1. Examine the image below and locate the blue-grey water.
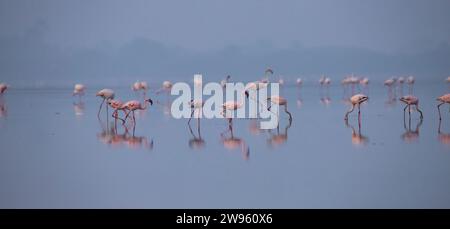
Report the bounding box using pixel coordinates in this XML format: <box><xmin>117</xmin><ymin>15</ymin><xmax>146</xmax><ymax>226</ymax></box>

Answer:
<box><xmin>0</xmin><ymin>81</ymin><xmax>449</xmax><ymax>208</ymax></box>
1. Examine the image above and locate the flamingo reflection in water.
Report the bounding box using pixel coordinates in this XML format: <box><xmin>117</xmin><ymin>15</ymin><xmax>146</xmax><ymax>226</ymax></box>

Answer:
<box><xmin>220</xmin><ymin>120</ymin><xmax>250</xmax><ymax>161</ymax></box>
<box><xmin>401</xmin><ymin>116</ymin><xmax>422</xmax><ymax>144</ymax></box>
<box><xmin>73</xmin><ymin>101</ymin><xmax>85</xmax><ymax>117</ymax></box>
<box><xmin>438</xmin><ymin>120</ymin><xmax>450</xmax><ymax>146</ymax></box>
<box><xmin>345</xmin><ymin>119</ymin><xmax>369</xmax><ymax>146</ymax></box>
<box><xmin>0</xmin><ymin>96</ymin><xmax>7</xmax><ymax>119</ymax></box>
<box><xmin>187</xmin><ymin>118</ymin><xmax>205</xmax><ymax>150</ymax></box>
<box><xmin>97</xmin><ymin>120</ymin><xmax>153</xmax><ymax>151</ymax></box>
<box><xmin>266</xmin><ymin>119</ymin><xmax>292</xmax><ymax>148</ymax></box>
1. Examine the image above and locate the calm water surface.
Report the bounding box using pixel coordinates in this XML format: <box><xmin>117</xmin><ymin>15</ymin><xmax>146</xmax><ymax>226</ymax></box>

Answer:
<box><xmin>0</xmin><ymin>82</ymin><xmax>449</xmax><ymax>208</ymax></box>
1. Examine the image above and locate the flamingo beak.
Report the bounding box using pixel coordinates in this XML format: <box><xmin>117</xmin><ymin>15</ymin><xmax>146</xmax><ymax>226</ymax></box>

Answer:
<box><xmin>147</xmin><ymin>99</ymin><xmax>153</xmax><ymax>106</ymax></box>
<box><xmin>245</xmin><ymin>91</ymin><xmax>249</xmax><ymax>98</ymax></box>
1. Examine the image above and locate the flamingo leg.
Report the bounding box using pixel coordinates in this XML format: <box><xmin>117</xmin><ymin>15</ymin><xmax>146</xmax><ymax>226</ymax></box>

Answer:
<box><xmin>345</xmin><ymin>104</ymin><xmax>355</xmax><ymax>120</ymax></box>
<box><xmin>188</xmin><ymin>109</ymin><xmax>194</xmax><ymax>124</ymax></box>
<box><xmin>408</xmin><ymin>105</ymin><xmax>411</xmax><ymax>118</ymax></box>
<box><xmin>284</xmin><ymin>104</ymin><xmax>292</xmax><ymax>122</ymax></box>
<box><xmin>97</xmin><ymin>98</ymin><xmax>105</xmax><ymax>117</ymax></box>
<box><xmin>403</xmin><ymin>104</ymin><xmax>408</xmax><ymax>120</ymax></box>
<box><xmin>437</xmin><ymin>102</ymin><xmax>444</xmax><ymax>120</ymax></box>
<box><xmin>132</xmin><ymin>110</ymin><xmax>136</xmax><ymax>125</ymax></box>
<box><xmin>415</xmin><ymin>104</ymin><xmax>423</xmax><ymax>120</ymax></box>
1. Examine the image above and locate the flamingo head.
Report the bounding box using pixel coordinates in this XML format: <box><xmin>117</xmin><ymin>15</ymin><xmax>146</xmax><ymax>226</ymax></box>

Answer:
<box><xmin>244</xmin><ymin>90</ymin><xmax>249</xmax><ymax>98</ymax></box>
<box><xmin>145</xmin><ymin>98</ymin><xmax>153</xmax><ymax>106</ymax></box>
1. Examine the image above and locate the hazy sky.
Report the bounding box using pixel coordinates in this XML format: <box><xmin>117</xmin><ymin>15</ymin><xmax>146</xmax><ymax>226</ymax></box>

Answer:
<box><xmin>1</xmin><ymin>0</ymin><xmax>449</xmax><ymax>53</ymax></box>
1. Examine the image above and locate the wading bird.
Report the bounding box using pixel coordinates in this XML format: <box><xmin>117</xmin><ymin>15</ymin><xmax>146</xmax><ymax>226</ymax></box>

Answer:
<box><xmin>73</xmin><ymin>84</ymin><xmax>86</xmax><ymax>97</ymax></box>
<box><xmin>107</xmin><ymin>99</ymin><xmax>127</xmax><ymax>124</ymax></box>
<box><xmin>344</xmin><ymin>94</ymin><xmax>369</xmax><ymax>120</ymax></box>
<box><xmin>267</xmin><ymin>95</ymin><xmax>292</xmax><ymax>122</ymax></box>
<box><xmin>96</xmin><ymin>89</ymin><xmax>115</xmax><ymax>117</ymax></box>
<box><xmin>437</xmin><ymin>93</ymin><xmax>450</xmax><ymax>120</ymax></box>
<box><xmin>399</xmin><ymin>95</ymin><xmax>423</xmax><ymax>120</ymax></box>
<box><xmin>123</xmin><ymin>99</ymin><xmax>153</xmax><ymax>125</ymax></box>
<box><xmin>132</xmin><ymin>81</ymin><xmax>148</xmax><ymax>96</ymax></box>
<box><xmin>0</xmin><ymin>83</ymin><xmax>8</xmax><ymax>94</ymax></box>
<box><xmin>221</xmin><ymin>91</ymin><xmax>249</xmax><ymax>126</ymax></box>
<box><xmin>296</xmin><ymin>78</ymin><xmax>303</xmax><ymax>86</ymax></box>
<box><xmin>156</xmin><ymin>81</ymin><xmax>173</xmax><ymax>95</ymax></box>
<box><xmin>188</xmin><ymin>99</ymin><xmax>204</xmax><ymax>124</ymax></box>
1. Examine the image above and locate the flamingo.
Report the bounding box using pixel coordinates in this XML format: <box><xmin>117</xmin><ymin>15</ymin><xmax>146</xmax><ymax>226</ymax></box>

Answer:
<box><xmin>132</xmin><ymin>81</ymin><xmax>148</xmax><ymax>95</ymax></box>
<box><xmin>188</xmin><ymin>99</ymin><xmax>204</xmax><ymax>124</ymax></box>
<box><xmin>96</xmin><ymin>89</ymin><xmax>115</xmax><ymax>117</ymax></box>
<box><xmin>0</xmin><ymin>83</ymin><xmax>8</xmax><ymax>94</ymax></box>
<box><xmin>123</xmin><ymin>99</ymin><xmax>154</xmax><ymax>125</ymax></box>
<box><xmin>221</xmin><ymin>91</ymin><xmax>249</xmax><ymax>127</ymax></box>
<box><xmin>344</xmin><ymin>94</ymin><xmax>369</xmax><ymax>120</ymax></box>
<box><xmin>360</xmin><ymin>77</ymin><xmax>369</xmax><ymax>86</ymax></box>
<box><xmin>220</xmin><ymin>75</ymin><xmax>231</xmax><ymax>88</ymax></box>
<box><xmin>107</xmin><ymin>99</ymin><xmax>127</xmax><ymax>124</ymax></box>
<box><xmin>296</xmin><ymin>78</ymin><xmax>303</xmax><ymax>86</ymax></box>
<box><xmin>446</xmin><ymin>76</ymin><xmax>450</xmax><ymax>83</ymax></box>
<box><xmin>73</xmin><ymin>84</ymin><xmax>86</xmax><ymax>97</ymax></box>
<box><xmin>437</xmin><ymin>93</ymin><xmax>450</xmax><ymax>120</ymax></box>
<box><xmin>267</xmin><ymin>95</ymin><xmax>292</xmax><ymax>122</ymax></box>
<box><xmin>399</xmin><ymin>95</ymin><xmax>423</xmax><ymax>120</ymax></box>
<box><xmin>156</xmin><ymin>81</ymin><xmax>173</xmax><ymax>95</ymax></box>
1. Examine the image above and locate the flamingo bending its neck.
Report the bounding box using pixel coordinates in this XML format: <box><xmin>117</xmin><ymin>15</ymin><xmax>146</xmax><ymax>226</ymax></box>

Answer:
<box><xmin>399</xmin><ymin>95</ymin><xmax>423</xmax><ymax>120</ymax></box>
<box><xmin>345</xmin><ymin>94</ymin><xmax>369</xmax><ymax>120</ymax></box>
<box><xmin>123</xmin><ymin>99</ymin><xmax>154</xmax><ymax>125</ymax></box>
<box><xmin>96</xmin><ymin>89</ymin><xmax>115</xmax><ymax>117</ymax></box>
<box><xmin>437</xmin><ymin>93</ymin><xmax>450</xmax><ymax>120</ymax></box>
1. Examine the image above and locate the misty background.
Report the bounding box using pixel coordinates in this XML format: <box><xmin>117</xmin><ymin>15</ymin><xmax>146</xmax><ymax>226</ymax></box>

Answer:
<box><xmin>0</xmin><ymin>0</ymin><xmax>449</xmax><ymax>87</ymax></box>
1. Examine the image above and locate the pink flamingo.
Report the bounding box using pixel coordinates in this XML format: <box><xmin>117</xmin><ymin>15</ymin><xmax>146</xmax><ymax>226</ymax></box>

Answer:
<box><xmin>221</xmin><ymin>91</ymin><xmax>249</xmax><ymax>127</ymax></box>
<box><xmin>107</xmin><ymin>99</ymin><xmax>127</xmax><ymax>124</ymax></box>
<box><xmin>437</xmin><ymin>93</ymin><xmax>450</xmax><ymax>120</ymax></box>
<box><xmin>344</xmin><ymin>94</ymin><xmax>369</xmax><ymax>120</ymax></box>
<box><xmin>96</xmin><ymin>89</ymin><xmax>115</xmax><ymax>117</ymax></box>
<box><xmin>123</xmin><ymin>99</ymin><xmax>154</xmax><ymax>125</ymax></box>
<box><xmin>0</xmin><ymin>83</ymin><xmax>8</xmax><ymax>94</ymax></box>
<box><xmin>267</xmin><ymin>95</ymin><xmax>292</xmax><ymax>122</ymax></box>
<box><xmin>156</xmin><ymin>81</ymin><xmax>173</xmax><ymax>95</ymax></box>
<box><xmin>73</xmin><ymin>84</ymin><xmax>86</xmax><ymax>97</ymax></box>
<box><xmin>399</xmin><ymin>95</ymin><xmax>423</xmax><ymax>120</ymax></box>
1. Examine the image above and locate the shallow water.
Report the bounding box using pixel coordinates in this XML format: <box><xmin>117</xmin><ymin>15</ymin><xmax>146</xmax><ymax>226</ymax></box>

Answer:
<box><xmin>0</xmin><ymin>82</ymin><xmax>449</xmax><ymax>208</ymax></box>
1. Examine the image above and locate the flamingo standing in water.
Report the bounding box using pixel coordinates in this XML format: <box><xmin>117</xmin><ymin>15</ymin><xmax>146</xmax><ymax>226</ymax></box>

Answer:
<box><xmin>437</xmin><ymin>93</ymin><xmax>450</xmax><ymax>120</ymax></box>
<box><xmin>267</xmin><ymin>95</ymin><xmax>292</xmax><ymax>122</ymax></box>
<box><xmin>96</xmin><ymin>89</ymin><xmax>115</xmax><ymax>117</ymax></box>
<box><xmin>73</xmin><ymin>84</ymin><xmax>86</xmax><ymax>97</ymax></box>
<box><xmin>399</xmin><ymin>95</ymin><xmax>423</xmax><ymax>120</ymax></box>
<box><xmin>0</xmin><ymin>83</ymin><xmax>8</xmax><ymax>94</ymax></box>
<box><xmin>107</xmin><ymin>99</ymin><xmax>128</xmax><ymax>124</ymax></box>
<box><xmin>296</xmin><ymin>78</ymin><xmax>303</xmax><ymax>87</ymax></box>
<box><xmin>344</xmin><ymin>94</ymin><xmax>369</xmax><ymax>120</ymax></box>
<box><xmin>156</xmin><ymin>81</ymin><xmax>173</xmax><ymax>95</ymax></box>
<box><xmin>222</xmin><ymin>91</ymin><xmax>249</xmax><ymax>127</ymax></box>
<box><xmin>132</xmin><ymin>81</ymin><xmax>148</xmax><ymax>96</ymax></box>
<box><xmin>188</xmin><ymin>99</ymin><xmax>204</xmax><ymax>124</ymax></box>
<box><xmin>123</xmin><ymin>99</ymin><xmax>153</xmax><ymax>125</ymax></box>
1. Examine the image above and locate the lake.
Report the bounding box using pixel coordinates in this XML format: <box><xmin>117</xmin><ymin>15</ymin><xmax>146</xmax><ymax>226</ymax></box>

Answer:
<box><xmin>0</xmin><ymin>80</ymin><xmax>449</xmax><ymax>208</ymax></box>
